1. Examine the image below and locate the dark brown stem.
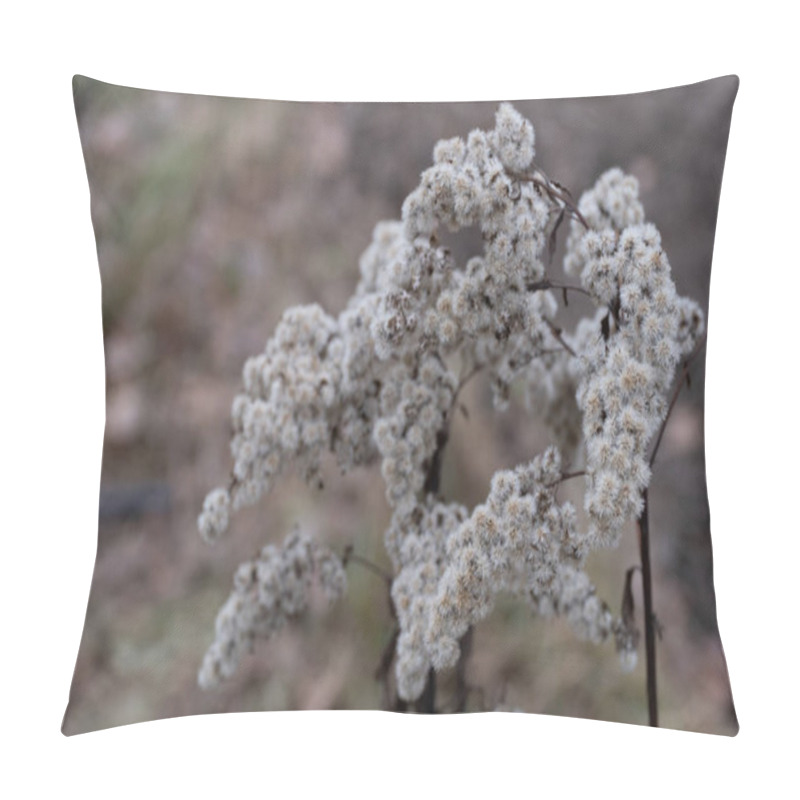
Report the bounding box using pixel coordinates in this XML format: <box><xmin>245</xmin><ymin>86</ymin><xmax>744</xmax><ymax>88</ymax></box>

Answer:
<box><xmin>637</xmin><ymin>489</ymin><xmax>658</xmax><ymax>727</ymax></box>
<box><xmin>458</xmin><ymin>363</ymin><xmax>482</xmax><ymax>393</ymax></box>
<box><xmin>634</xmin><ymin>335</ymin><xmax>706</xmax><ymax>727</ymax></box>
<box><xmin>630</xmin><ymin>335</ymin><xmax>706</xmax><ymax>728</ymax></box>
<box><xmin>423</xmin><ymin>428</ymin><xmax>449</xmax><ymax>496</ymax></box>
<box><xmin>544</xmin><ymin>318</ymin><xmax>577</xmax><ymax>358</ymax></box>
<box><xmin>528</xmin><ymin>278</ymin><xmax>593</xmax><ymax>301</ymax></box>
<box><xmin>509</xmin><ymin>166</ymin><xmax>590</xmax><ymax>230</ymax></box>
<box><xmin>544</xmin><ymin>469</ymin><xmax>586</xmax><ymax>490</ymax></box>
<box><xmin>424</xmin><ymin>361</ymin><xmax>479</xmax><ymax>497</ymax></box>
<box><xmin>560</xmin><ymin>469</ymin><xmax>586</xmax><ymax>483</ymax></box>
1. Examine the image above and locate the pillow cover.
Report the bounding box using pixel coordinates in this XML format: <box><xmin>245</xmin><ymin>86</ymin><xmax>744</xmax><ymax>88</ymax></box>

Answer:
<box><xmin>64</xmin><ymin>75</ymin><xmax>738</xmax><ymax>735</ymax></box>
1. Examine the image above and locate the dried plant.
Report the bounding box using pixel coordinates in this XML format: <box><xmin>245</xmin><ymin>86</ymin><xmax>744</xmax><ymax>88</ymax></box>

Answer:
<box><xmin>197</xmin><ymin>104</ymin><xmax>704</xmax><ymax>724</ymax></box>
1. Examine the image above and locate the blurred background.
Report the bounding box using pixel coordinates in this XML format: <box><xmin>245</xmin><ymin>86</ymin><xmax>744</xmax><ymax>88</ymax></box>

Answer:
<box><xmin>63</xmin><ymin>76</ymin><xmax>737</xmax><ymax>734</ymax></box>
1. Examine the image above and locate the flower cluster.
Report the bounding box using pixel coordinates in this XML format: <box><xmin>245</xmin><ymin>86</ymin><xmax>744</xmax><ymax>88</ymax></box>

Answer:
<box><xmin>198</xmin><ymin>530</ymin><xmax>346</xmax><ymax>690</ymax></box>
<box><xmin>197</xmin><ymin>303</ymin><xmax>356</xmax><ymax>543</ymax></box>
<box><xmin>198</xmin><ymin>104</ymin><xmax>704</xmax><ymax>700</ymax></box>
<box><xmin>563</xmin><ymin>173</ymin><xmax>704</xmax><ymax>545</ymax></box>
<box><xmin>389</xmin><ymin>500</ymin><xmax>468</xmax><ymax>700</ymax></box>
<box><xmin>374</xmin><ymin>356</ymin><xmax>457</xmax><ymax>526</ymax></box>
<box><xmin>402</xmin><ymin>106</ymin><xmax>555</xmax><ymax>408</ymax></box>
<box><xmin>199</xmin><ymin>105</ymin><xmax>556</xmax><ymax>545</ymax></box>
<box><xmin>424</xmin><ymin>447</ymin><xmax>612</xmax><ymax>677</ymax></box>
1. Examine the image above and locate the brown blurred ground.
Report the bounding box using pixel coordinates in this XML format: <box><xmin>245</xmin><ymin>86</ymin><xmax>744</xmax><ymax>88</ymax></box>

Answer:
<box><xmin>63</xmin><ymin>76</ymin><xmax>737</xmax><ymax>734</ymax></box>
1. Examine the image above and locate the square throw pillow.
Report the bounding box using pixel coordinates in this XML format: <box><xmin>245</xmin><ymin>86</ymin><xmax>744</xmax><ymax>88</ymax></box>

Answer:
<box><xmin>64</xmin><ymin>75</ymin><xmax>738</xmax><ymax>735</ymax></box>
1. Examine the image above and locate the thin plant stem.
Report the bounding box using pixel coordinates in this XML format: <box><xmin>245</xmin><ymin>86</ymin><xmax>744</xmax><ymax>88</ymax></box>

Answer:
<box><xmin>649</xmin><ymin>332</ymin><xmax>707</xmax><ymax>469</ymax></box>
<box><xmin>544</xmin><ymin>318</ymin><xmax>577</xmax><ymax>357</ymax></box>
<box><xmin>423</xmin><ymin>428</ymin><xmax>449</xmax><ymax>496</ymax></box>
<box><xmin>635</xmin><ymin>332</ymin><xmax>706</xmax><ymax>727</ymax></box>
<box><xmin>342</xmin><ymin>547</ymin><xmax>392</xmax><ymax>586</ymax></box>
<box><xmin>344</xmin><ymin>546</ymin><xmax>399</xmax><ymax>709</ymax></box>
<box><xmin>548</xmin><ymin>469</ymin><xmax>585</xmax><ymax>488</ymax></box>
<box><xmin>637</xmin><ymin>489</ymin><xmax>658</xmax><ymax>727</ymax></box>
<box><xmin>509</xmin><ymin>166</ymin><xmax>590</xmax><ymax>230</ymax></box>
<box><xmin>527</xmin><ymin>278</ymin><xmax>593</xmax><ymax>301</ymax></box>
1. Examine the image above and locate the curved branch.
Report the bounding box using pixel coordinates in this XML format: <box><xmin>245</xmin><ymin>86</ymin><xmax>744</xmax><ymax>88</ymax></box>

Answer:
<box><xmin>509</xmin><ymin>166</ymin><xmax>590</xmax><ymax>230</ymax></box>
<box><xmin>648</xmin><ymin>333</ymin><xmax>708</xmax><ymax>469</ymax></box>
<box><xmin>544</xmin><ymin>319</ymin><xmax>577</xmax><ymax>358</ymax></box>
<box><xmin>341</xmin><ymin>546</ymin><xmax>393</xmax><ymax>586</ymax></box>
<box><xmin>527</xmin><ymin>278</ymin><xmax>593</xmax><ymax>301</ymax></box>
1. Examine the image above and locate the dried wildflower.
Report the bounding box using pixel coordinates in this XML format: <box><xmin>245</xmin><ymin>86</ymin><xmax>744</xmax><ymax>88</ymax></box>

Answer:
<box><xmin>197</xmin><ymin>104</ymin><xmax>703</xmax><ymax>710</ymax></box>
<box><xmin>198</xmin><ymin>486</ymin><xmax>231</xmax><ymax>544</ymax></box>
<box><xmin>390</xmin><ymin>499</ymin><xmax>468</xmax><ymax>700</ymax></box>
<box><xmin>198</xmin><ymin>530</ymin><xmax>346</xmax><ymax>689</ymax></box>
<box><xmin>563</xmin><ymin>177</ymin><xmax>705</xmax><ymax>545</ymax></box>
<box><xmin>422</xmin><ymin>447</ymin><xmax>612</xmax><ymax>681</ymax></box>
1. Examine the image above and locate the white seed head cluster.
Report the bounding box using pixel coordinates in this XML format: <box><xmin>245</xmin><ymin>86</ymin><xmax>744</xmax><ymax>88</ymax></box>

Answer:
<box><xmin>563</xmin><ymin>167</ymin><xmax>644</xmax><ymax>280</ymax></box>
<box><xmin>422</xmin><ymin>447</ymin><xmax>612</xmax><ymax>681</ymax></box>
<box><xmin>198</xmin><ymin>105</ymin><xmax>705</xmax><ymax>700</ymax></box>
<box><xmin>199</xmin><ymin>105</ymin><xmax>557</xmax><ymax>545</ymax></box>
<box><xmin>398</xmin><ymin>103</ymin><xmax>555</xmax><ymax>408</ymax></box>
<box><xmin>198</xmin><ymin>530</ymin><xmax>346</xmax><ymax>690</ymax></box>
<box><xmin>197</xmin><ymin>302</ymin><xmax>362</xmax><ymax>541</ymax></box>
<box><xmin>389</xmin><ymin>500</ymin><xmax>469</xmax><ymax>700</ymax></box>
<box><xmin>563</xmin><ymin>172</ymin><xmax>705</xmax><ymax>545</ymax></box>
<box><xmin>198</xmin><ymin>487</ymin><xmax>231</xmax><ymax>544</ymax></box>
<box><xmin>372</xmin><ymin>356</ymin><xmax>458</xmax><ymax>528</ymax></box>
